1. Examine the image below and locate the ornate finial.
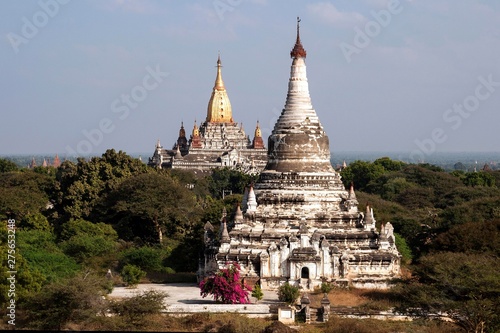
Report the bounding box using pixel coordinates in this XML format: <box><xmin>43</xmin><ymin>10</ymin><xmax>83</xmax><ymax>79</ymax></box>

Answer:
<box><xmin>291</xmin><ymin>17</ymin><xmax>306</xmax><ymax>58</ymax></box>
<box><xmin>179</xmin><ymin>121</ymin><xmax>186</xmax><ymax>138</ymax></box>
<box><xmin>297</xmin><ymin>16</ymin><xmax>301</xmax><ymax>37</ymax></box>
<box><xmin>214</xmin><ymin>53</ymin><xmax>224</xmax><ymax>90</ymax></box>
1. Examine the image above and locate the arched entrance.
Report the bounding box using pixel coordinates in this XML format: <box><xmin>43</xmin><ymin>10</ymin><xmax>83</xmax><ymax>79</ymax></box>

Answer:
<box><xmin>301</xmin><ymin>267</ymin><xmax>309</xmax><ymax>279</ymax></box>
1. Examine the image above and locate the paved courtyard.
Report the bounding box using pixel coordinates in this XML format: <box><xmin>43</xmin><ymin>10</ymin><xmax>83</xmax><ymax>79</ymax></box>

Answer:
<box><xmin>109</xmin><ymin>283</ymin><xmax>280</xmax><ymax>305</ymax></box>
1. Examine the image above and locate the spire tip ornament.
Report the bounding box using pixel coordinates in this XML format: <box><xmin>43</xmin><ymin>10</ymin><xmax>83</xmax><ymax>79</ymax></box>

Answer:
<box><xmin>290</xmin><ymin>16</ymin><xmax>307</xmax><ymax>59</ymax></box>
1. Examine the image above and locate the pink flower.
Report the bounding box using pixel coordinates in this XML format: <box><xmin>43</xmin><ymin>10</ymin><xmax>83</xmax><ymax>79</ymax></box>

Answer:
<box><xmin>199</xmin><ymin>262</ymin><xmax>252</xmax><ymax>304</ymax></box>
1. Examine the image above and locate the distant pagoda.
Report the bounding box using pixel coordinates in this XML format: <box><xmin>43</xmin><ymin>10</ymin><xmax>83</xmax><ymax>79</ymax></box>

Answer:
<box><xmin>148</xmin><ymin>55</ymin><xmax>267</xmax><ymax>175</ymax></box>
<box><xmin>27</xmin><ymin>154</ymin><xmax>61</xmax><ymax>168</ymax></box>
<box><xmin>201</xmin><ymin>18</ymin><xmax>401</xmax><ymax>290</ymax></box>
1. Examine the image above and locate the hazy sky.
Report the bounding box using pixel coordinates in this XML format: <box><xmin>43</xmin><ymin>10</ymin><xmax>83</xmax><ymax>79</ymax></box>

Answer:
<box><xmin>1</xmin><ymin>0</ymin><xmax>499</xmax><ymax>159</ymax></box>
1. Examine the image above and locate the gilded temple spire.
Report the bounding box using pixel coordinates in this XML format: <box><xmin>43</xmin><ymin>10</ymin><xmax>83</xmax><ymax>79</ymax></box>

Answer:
<box><xmin>207</xmin><ymin>54</ymin><xmax>233</xmax><ymax>123</ymax></box>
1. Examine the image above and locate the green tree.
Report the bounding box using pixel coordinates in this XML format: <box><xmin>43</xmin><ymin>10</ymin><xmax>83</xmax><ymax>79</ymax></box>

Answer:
<box><xmin>59</xmin><ymin>218</ymin><xmax>117</xmax><ymax>241</ymax></box>
<box><xmin>395</xmin><ymin>252</ymin><xmax>500</xmax><ymax>333</ymax></box>
<box><xmin>387</xmin><ymin>216</ymin><xmax>422</xmax><ymax>252</ymax></box>
<box><xmin>438</xmin><ymin>186</ymin><xmax>500</xmax><ymax>209</ymax></box>
<box><xmin>54</xmin><ymin>149</ymin><xmax>148</xmax><ymax>221</ymax></box>
<box><xmin>0</xmin><ymin>225</ymin><xmax>46</xmax><ymax>308</ymax></box>
<box><xmin>109</xmin><ymin>290</ymin><xmax>167</xmax><ymax>327</ymax></box>
<box><xmin>340</xmin><ymin>161</ymin><xmax>385</xmax><ymax>191</ymax></box>
<box><xmin>373</xmin><ymin>157</ymin><xmax>405</xmax><ymax>172</ymax></box>
<box><xmin>58</xmin><ymin>219</ymin><xmax>118</xmax><ymax>264</ymax></box>
<box><xmin>16</xmin><ymin>229</ymin><xmax>80</xmax><ymax>284</ymax></box>
<box><xmin>399</xmin><ymin>165</ymin><xmax>461</xmax><ymax>197</ymax></box>
<box><xmin>486</xmin><ymin>170</ymin><xmax>500</xmax><ymax>187</ymax></box>
<box><xmin>320</xmin><ymin>282</ymin><xmax>335</xmax><ymax>294</ymax></box>
<box><xmin>119</xmin><ymin>246</ymin><xmax>170</xmax><ymax>272</ymax></box>
<box><xmin>20</xmin><ymin>212</ymin><xmax>52</xmax><ymax>231</ymax></box>
<box><xmin>277</xmin><ymin>282</ymin><xmax>300</xmax><ymax>305</ymax></box>
<box><xmin>463</xmin><ymin>172</ymin><xmax>496</xmax><ymax>187</ymax></box>
<box><xmin>440</xmin><ymin>197</ymin><xmax>500</xmax><ymax>227</ymax></box>
<box><xmin>168</xmin><ymin>169</ymin><xmax>210</xmax><ymax>197</ymax></box>
<box><xmin>394</xmin><ymin>233</ymin><xmax>413</xmax><ymax>265</ymax></box>
<box><xmin>432</xmin><ymin>220</ymin><xmax>500</xmax><ymax>256</ymax></box>
<box><xmin>108</xmin><ymin>172</ymin><xmax>200</xmax><ymax>245</ymax></box>
<box><xmin>23</xmin><ymin>274</ymin><xmax>109</xmax><ymax>330</ymax></box>
<box><xmin>380</xmin><ymin>177</ymin><xmax>414</xmax><ymax>201</ymax></box>
<box><xmin>0</xmin><ymin>171</ymin><xmax>54</xmax><ymax>220</ymax></box>
<box><xmin>394</xmin><ymin>187</ymin><xmax>435</xmax><ymax>210</ymax></box>
<box><xmin>207</xmin><ymin>167</ymin><xmax>257</xmax><ymax>199</ymax></box>
<box><xmin>251</xmin><ymin>284</ymin><xmax>264</xmax><ymax>302</ymax></box>
<box><xmin>121</xmin><ymin>264</ymin><xmax>146</xmax><ymax>287</ymax></box>
<box><xmin>0</xmin><ymin>158</ymin><xmax>18</xmax><ymax>173</ymax></box>
<box><xmin>454</xmin><ymin>162</ymin><xmax>466</xmax><ymax>171</ymax></box>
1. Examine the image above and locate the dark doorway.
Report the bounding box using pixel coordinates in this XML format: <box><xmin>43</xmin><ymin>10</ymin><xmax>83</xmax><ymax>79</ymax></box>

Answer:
<box><xmin>301</xmin><ymin>267</ymin><xmax>309</xmax><ymax>279</ymax></box>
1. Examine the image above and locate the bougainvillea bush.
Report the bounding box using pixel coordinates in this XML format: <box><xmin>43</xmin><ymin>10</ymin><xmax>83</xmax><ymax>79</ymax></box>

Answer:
<box><xmin>199</xmin><ymin>262</ymin><xmax>252</xmax><ymax>304</ymax></box>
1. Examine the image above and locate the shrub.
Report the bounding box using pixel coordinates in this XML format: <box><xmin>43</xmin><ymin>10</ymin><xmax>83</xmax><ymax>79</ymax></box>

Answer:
<box><xmin>251</xmin><ymin>284</ymin><xmax>263</xmax><ymax>302</ymax></box>
<box><xmin>394</xmin><ymin>233</ymin><xmax>413</xmax><ymax>265</ymax></box>
<box><xmin>277</xmin><ymin>282</ymin><xmax>300</xmax><ymax>305</ymax></box>
<box><xmin>23</xmin><ymin>274</ymin><xmax>108</xmax><ymax>330</ymax></box>
<box><xmin>214</xmin><ymin>314</ymin><xmax>269</xmax><ymax>333</ymax></box>
<box><xmin>109</xmin><ymin>290</ymin><xmax>167</xmax><ymax>327</ymax></box>
<box><xmin>16</xmin><ymin>229</ymin><xmax>80</xmax><ymax>284</ymax></box>
<box><xmin>321</xmin><ymin>282</ymin><xmax>335</xmax><ymax>294</ymax></box>
<box><xmin>121</xmin><ymin>264</ymin><xmax>146</xmax><ymax>287</ymax></box>
<box><xmin>61</xmin><ymin>234</ymin><xmax>116</xmax><ymax>263</ymax></box>
<box><xmin>120</xmin><ymin>246</ymin><xmax>170</xmax><ymax>272</ymax></box>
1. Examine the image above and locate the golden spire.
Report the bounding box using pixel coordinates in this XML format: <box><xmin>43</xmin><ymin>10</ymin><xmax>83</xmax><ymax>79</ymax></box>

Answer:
<box><xmin>192</xmin><ymin>120</ymin><xmax>199</xmax><ymax>137</ymax></box>
<box><xmin>254</xmin><ymin>121</ymin><xmax>262</xmax><ymax>137</ymax></box>
<box><xmin>252</xmin><ymin>120</ymin><xmax>265</xmax><ymax>149</ymax></box>
<box><xmin>214</xmin><ymin>53</ymin><xmax>224</xmax><ymax>90</ymax></box>
<box><xmin>207</xmin><ymin>54</ymin><xmax>233</xmax><ymax>123</ymax></box>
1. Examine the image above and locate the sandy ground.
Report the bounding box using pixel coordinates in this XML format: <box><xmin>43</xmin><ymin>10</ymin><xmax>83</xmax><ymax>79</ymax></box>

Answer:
<box><xmin>109</xmin><ymin>283</ymin><xmax>280</xmax><ymax>304</ymax></box>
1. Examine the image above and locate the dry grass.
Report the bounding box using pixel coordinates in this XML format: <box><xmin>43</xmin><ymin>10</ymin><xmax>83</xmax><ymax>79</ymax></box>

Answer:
<box><xmin>307</xmin><ymin>285</ymin><xmax>411</xmax><ymax>311</ymax></box>
<box><xmin>9</xmin><ymin>308</ymin><xmax>462</xmax><ymax>332</ymax></box>
<box><xmin>308</xmin><ymin>287</ymin><xmax>377</xmax><ymax>308</ymax></box>
<box><xmin>312</xmin><ymin>317</ymin><xmax>461</xmax><ymax>333</ymax></box>
<box><xmin>77</xmin><ymin>313</ymin><xmax>273</xmax><ymax>332</ymax></box>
